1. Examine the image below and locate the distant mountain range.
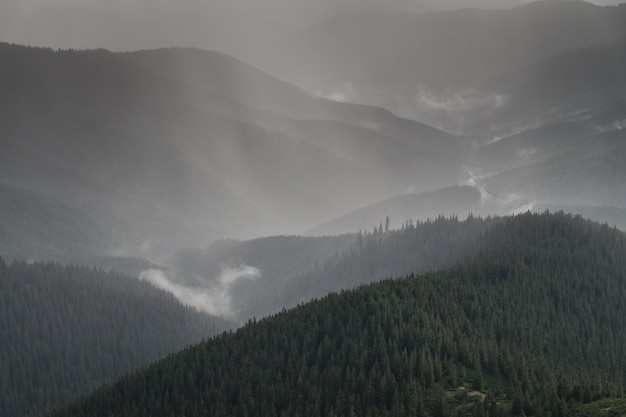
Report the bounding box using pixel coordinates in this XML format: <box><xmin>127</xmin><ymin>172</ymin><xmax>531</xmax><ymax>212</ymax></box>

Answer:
<box><xmin>309</xmin><ymin>33</ymin><xmax>626</xmax><ymax>233</ymax></box>
<box><xmin>251</xmin><ymin>1</ymin><xmax>626</xmax><ymax>134</ymax></box>
<box><xmin>1</xmin><ymin>0</ymin><xmax>625</xmax><ymax>263</ymax></box>
<box><xmin>307</xmin><ymin>186</ymin><xmax>516</xmax><ymax>236</ymax></box>
<box><xmin>473</xmin><ymin>37</ymin><xmax>626</xmax><ymax>136</ymax></box>
<box><xmin>0</xmin><ymin>43</ymin><xmax>461</xmax><ymax>261</ymax></box>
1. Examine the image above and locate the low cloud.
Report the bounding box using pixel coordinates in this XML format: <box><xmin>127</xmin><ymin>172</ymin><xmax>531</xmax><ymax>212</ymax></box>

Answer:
<box><xmin>462</xmin><ymin>168</ymin><xmax>534</xmax><ymax>214</ymax></box>
<box><xmin>594</xmin><ymin>119</ymin><xmax>626</xmax><ymax>134</ymax></box>
<box><xmin>139</xmin><ymin>264</ymin><xmax>260</xmax><ymax>318</ymax></box>
<box><xmin>462</xmin><ymin>168</ymin><xmax>494</xmax><ymax>188</ymax></box>
<box><xmin>478</xmin><ymin>185</ymin><xmax>535</xmax><ymax>215</ymax></box>
<box><xmin>415</xmin><ymin>88</ymin><xmax>506</xmax><ymax>115</ymax></box>
<box><xmin>510</xmin><ymin>201</ymin><xmax>535</xmax><ymax>214</ymax></box>
<box><xmin>391</xmin><ymin>88</ymin><xmax>508</xmax><ymax>134</ymax></box>
<box><xmin>485</xmin><ymin>119</ymin><xmax>543</xmax><ymax>144</ymax></box>
<box><xmin>314</xmin><ymin>82</ymin><xmax>356</xmax><ymax>103</ymax></box>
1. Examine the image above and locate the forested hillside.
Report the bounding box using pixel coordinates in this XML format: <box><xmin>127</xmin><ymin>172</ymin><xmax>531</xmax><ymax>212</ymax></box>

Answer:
<box><xmin>283</xmin><ymin>214</ymin><xmax>498</xmax><ymax>307</ymax></box>
<box><xmin>167</xmin><ymin>215</ymin><xmax>497</xmax><ymax>321</ymax></box>
<box><xmin>0</xmin><ymin>260</ymin><xmax>233</xmax><ymax>417</ymax></box>
<box><xmin>48</xmin><ymin>212</ymin><xmax>626</xmax><ymax>417</ymax></box>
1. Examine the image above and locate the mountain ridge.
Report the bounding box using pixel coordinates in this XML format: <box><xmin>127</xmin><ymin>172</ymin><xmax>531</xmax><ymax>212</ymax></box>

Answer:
<box><xmin>0</xmin><ymin>42</ymin><xmax>460</xmax><ymax>261</ymax></box>
<box><xmin>46</xmin><ymin>212</ymin><xmax>626</xmax><ymax>417</ymax></box>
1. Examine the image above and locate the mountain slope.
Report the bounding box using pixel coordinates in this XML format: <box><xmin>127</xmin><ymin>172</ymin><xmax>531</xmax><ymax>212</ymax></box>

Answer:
<box><xmin>307</xmin><ymin>185</ymin><xmax>521</xmax><ymax>236</ymax></box>
<box><xmin>0</xmin><ymin>43</ymin><xmax>460</xmax><ymax>260</ymax></box>
<box><xmin>155</xmin><ymin>216</ymin><xmax>497</xmax><ymax>323</ymax></box>
<box><xmin>311</xmin><ymin>35</ymin><xmax>626</xmax><ymax>232</ymax></box>
<box><xmin>0</xmin><ymin>259</ymin><xmax>233</xmax><ymax>417</ymax></box>
<box><xmin>47</xmin><ymin>212</ymin><xmax>626</xmax><ymax>417</ymax></box>
<box><xmin>483</xmin><ymin>128</ymin><xmax>626</xmax><ymax>204</ymax></box>
<box><xmin>166</xmin><ymin>202</ymin><xmax>626</xmax><ymax>325</ymax></box>
<box><xmin>0</xmin><ymin>183</ymin><xmax>112</xmax><ymax>261</ymax></box>
<box><xmin>449</xmin><ymin>38</ymin><xmax>626</xmax><ymax>215</ymax></box>
<box><xmin>471</xmin><ymin>37</ymin><xmax>626</xmax><ymax>138</ymax></box>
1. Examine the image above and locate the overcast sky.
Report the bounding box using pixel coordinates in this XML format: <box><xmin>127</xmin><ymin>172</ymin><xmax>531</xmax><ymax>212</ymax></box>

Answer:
<box><xmin>1</xmin><ymin>0</ymin><xmax>623</xmax><ymax>58</ymax></box>
<box><xmin>1</xmin><ymin>0</ymin><xmax>343</xmax><ymax>54</ymax></box>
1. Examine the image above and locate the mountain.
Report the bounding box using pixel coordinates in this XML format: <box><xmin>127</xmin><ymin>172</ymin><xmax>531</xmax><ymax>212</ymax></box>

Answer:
<box><xmin>47</xmin><ymin>212</ymin><xmax>626</xmax><ymax>417</ymax></box>
<box><xmin>303</xmin><ymin>34</ymin><xmax>626</xmax><ymax>236</ymax></box>
<box><xmin>165</xmin><ymin>215</ymin><xmax>495</xmax><ymax>322</ymax></box>
<box><xmin>307</xmin><ymin>185</ymin><xmax>524</xmax><ymax>236</ymax></box>
<box><xmin>465</xmin><ymin>39</ymin><xmax>626</xmax><ymax>208</ymax></box>
<box><xmin>425</xmin><ymin>37</ymin><xmax>626</xmax><ymax>218</ymax></box>
<box><xmin>131</xmin><ymin>196</ymin><xmax>626</xmax><ymax>326</ymax></box>
<box><xmin>0</xmin><ymin>258</ymin><xmax>233</xmax><ymax>417</ymax></box>
<box><xmin>284</xmin><ymin>214</ymin><xmax>498</xmax><ymax>306</ymax></box>
<box><xmin>0</xmin><ymin>43</ymin><xmax>460</xmax><ymax>260</ymax></box>
<box><xmin>0</xmin><ymin>183</ymin><xmax>112</xmax><ymax>261</ymax></box>
<box><xmin>308</xmin><ymin>182</ymin><xmax>626</xmax><ymax>239</ymax></box>
<box><xmin>159</xmin><ymin>214</ymin><xmax>514</xmax><ymax>323</ymax></box>
<box><xmin>482</xmin><ymin>129</ymin><xmax>626</xmax><ymax>208</ymax></box>
<box><xmin>3</xmin><ymin>18</ymin><xmax>624</xmax><ymax>261</ymax></box>
<box><xmin>470</xmin><ymin>37</ymin><xmax>626</xmax><ymax>138</ymax></box>
<box><xmin>250</xmin><ymin>1</ymin><xmax>626</xmax><ymax>133</ymax></box>
<box><xmin>535</xmin><ymin>204</ymin><xmax>626</xmax><ymax>231</ymax></box>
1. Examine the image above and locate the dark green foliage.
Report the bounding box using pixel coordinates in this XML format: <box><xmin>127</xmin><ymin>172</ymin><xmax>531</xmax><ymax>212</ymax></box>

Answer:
<box><xmin>283</xmin><ymin>214</ymin><xmax>496</xmax><ymax>306</ymax></box>
<box><xmin>48</xmin><ymin>212</ymin><xmax>626</xmax><ymax>417</ymax></box>
<box><xmin>574</xmin><ymin>398</ymin><xmax>626</xmax><ymax>417</ymax></box>
<box><xmin>0</xmin><ymin>260</ymin><xmax>232</xmax><ymax>417</ymax></box>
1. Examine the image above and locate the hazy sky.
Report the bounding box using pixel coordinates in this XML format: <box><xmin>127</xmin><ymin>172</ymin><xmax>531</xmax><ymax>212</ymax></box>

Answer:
<box><xmin>0</xmin><ymin>0</ymin><xmax>290</xmax><ymax>54</ymax></box>
<box><xmin>1</xmin><ymin>0</ymin><xmax>623</xmax><ymax>57</ymax></box>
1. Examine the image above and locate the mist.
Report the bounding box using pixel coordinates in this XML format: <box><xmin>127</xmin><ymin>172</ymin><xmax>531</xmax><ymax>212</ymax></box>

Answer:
<box><xmin>139</xmin><ymin>265</ymin><xmax>261</xmax><ymax>318</ymax></box>
<box><xmin>399</xmin><ymin>88</ymin><xmax>509</xmax><ymax>135</ymax></box>
<box><xmin>594</xmin><ymin>119</ymin><xmax>626</xmax><ymax>133</ymax></box>
<box><xmin>461</xmin><ymin>168</ymin><xmax>534</xmax><ymax>215</ymax></box>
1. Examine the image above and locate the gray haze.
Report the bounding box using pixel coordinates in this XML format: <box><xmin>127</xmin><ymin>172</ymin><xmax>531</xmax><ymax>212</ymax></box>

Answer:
<box><xmin>1</xmin><ymin>0</ymin><xmax>623</xmax><ymax>56</ymax></box>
